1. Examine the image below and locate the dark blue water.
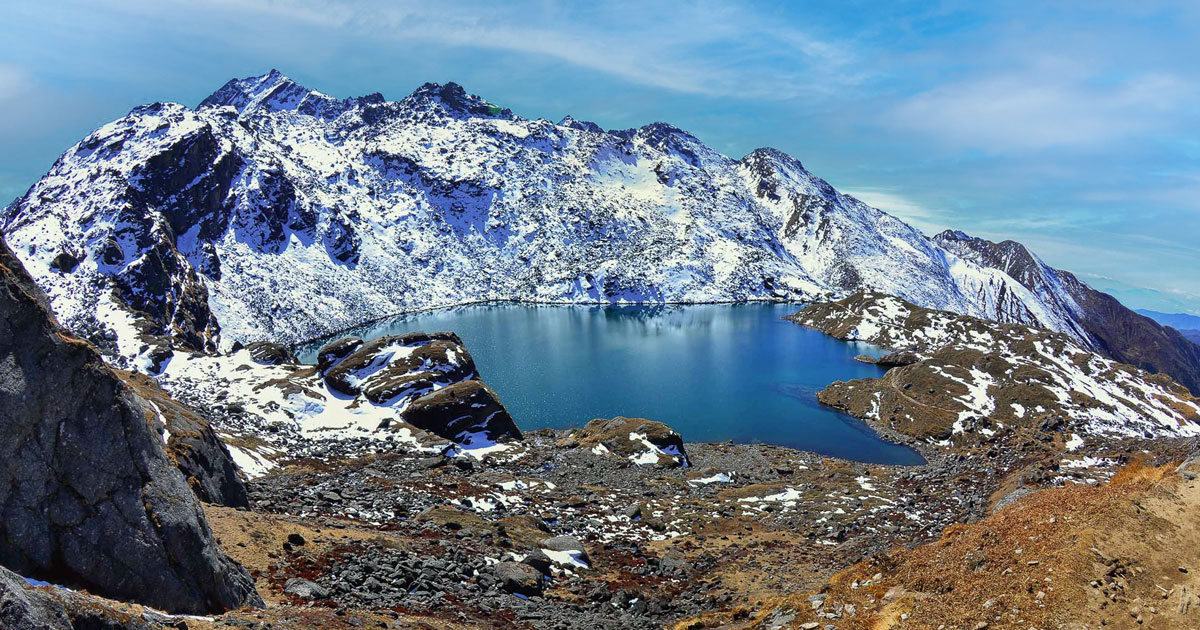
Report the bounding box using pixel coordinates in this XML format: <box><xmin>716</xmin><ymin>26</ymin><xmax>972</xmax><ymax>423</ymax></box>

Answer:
<box><xmin>297</xmin><ymin>303</ymin><xmax>923</xmax><ymax>465</ymax></box>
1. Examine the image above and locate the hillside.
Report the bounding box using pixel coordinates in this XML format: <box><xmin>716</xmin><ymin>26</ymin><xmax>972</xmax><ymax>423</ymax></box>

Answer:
<box><xmin>0</xmin><ymin>71</ymin><xmax>1119</xmax><ymax>361</ymax></box>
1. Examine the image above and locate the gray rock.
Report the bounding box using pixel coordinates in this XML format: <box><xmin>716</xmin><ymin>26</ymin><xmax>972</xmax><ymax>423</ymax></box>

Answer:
<box><xmin>0</xmin><ymin>564</ymin><xmax>154</xmax><ymax>629</ymax></box>
<box><xmin>284</xmin><ymin>577</ymin><xmax>331</xmax><ymax>600</ymax></box>
<box><xmin>128</xmin><ymin>373</ymin><xmax>249</xmax><ymax>507</ymax></box>
<box><xmin>494</xmin><ymin>562</ymin><xmax>542</xmax><ymax>596</ymax></box>
<box><xmin>0</xmin><ymin>238</ymin><xmax>261</xmax><ymax>614</ymax></box>
<box><xmin>540</xmin><ymin>535</ymin><xmax>591</xmax><ymax>566</ymax></box>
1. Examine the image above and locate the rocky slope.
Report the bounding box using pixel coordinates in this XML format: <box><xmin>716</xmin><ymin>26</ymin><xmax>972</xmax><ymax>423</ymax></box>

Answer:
<box><xmin>789</xmin><ymin>292</ymin><xmax>1200</xmax><ymax>451</ymax></box>
<box><xmin>720</xmin><ymin>456</ymin><xmax>1200</xmax><ymax>629</ymax></box>
<box><xmin>0</xmin><ymin>236</ymin><xmax>261</xmax><ymax>614</ymax></box>
<box><xmin>145</xmin><ymin>329</ymin><xmax>525</xmax><ymax>477</ymax></box>
<box><xmin>935</xmin><ymin>229</ymin><xmax>1200</xmax><ymax>394</ymax></box>
<box><xmin>2</xmin><ymin>70</ymin><xmax>1119</xmax><ymax>369</ymax></box>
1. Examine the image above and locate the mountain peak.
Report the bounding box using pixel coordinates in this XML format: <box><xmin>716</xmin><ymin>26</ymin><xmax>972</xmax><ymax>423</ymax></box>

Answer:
<box><xmin>933</xmin><ymin>229</ymin><xmax>974</xmax><ymax>243</ymax></box>
<box><xmin>557</xmin><ymin>115</ymin><xmax>604</xmax><ymax>134</ymax></box>
<box><xmin>199</xmin><ymin>71</ymin><xmax>391</xmax><ymax>120</ymax></box>
<box><xmin>400</xmin><ymin>82</ymin><xmax>511</xmax><ymax>119</ymax></box>
<box><xmin>199</xmin><ymin>70</ymin><xmax>313</xmax><ymax>112</ymax></box>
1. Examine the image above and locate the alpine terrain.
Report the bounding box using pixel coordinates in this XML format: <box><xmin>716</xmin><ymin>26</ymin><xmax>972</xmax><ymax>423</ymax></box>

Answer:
<box><xmin>3</xmin><ymin>71</ymin><xmax>1200</xmax><ymax>630</ymax></box>
<box><xmin>4</xmin><ymin>70</ymin><xmax>1195</xmax><ymax>395</ymax></box>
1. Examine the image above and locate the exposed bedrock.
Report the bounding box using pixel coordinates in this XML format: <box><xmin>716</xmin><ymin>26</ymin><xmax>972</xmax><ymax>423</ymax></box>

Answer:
<box><xmin>0</xmin><ymin>236</ymin><xmax>261</xmax><ymax>614</ymax></box>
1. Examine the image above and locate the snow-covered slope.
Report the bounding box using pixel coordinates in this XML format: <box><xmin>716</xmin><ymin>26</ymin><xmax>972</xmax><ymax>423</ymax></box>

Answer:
<box><xmin>1</xmin><ymin>71</ymin><xmax>1098</xmax><ymax>356</ymax></box>
<box><xmin>934</xmin><ymin>229</ymin><xmax>1200</xmax><ymax>394</ymax></box>
<box><xmin>791</xmin><ymin>293</ymin><xmax>1200</xmax><ymax>448</ymax></box>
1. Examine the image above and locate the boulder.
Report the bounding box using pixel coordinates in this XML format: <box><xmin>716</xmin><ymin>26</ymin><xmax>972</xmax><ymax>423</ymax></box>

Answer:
<box><xmin>283</xmin><ymin>577</ymin><xmax>330</xmax><ymax>600</ymax></box>
<box><xmin>521</xmin><ymin>549</ymin><xmax>553</xmax><ymax>576</ymax></box>
<box><xmin>402</xmin><ymin>379</ymin><xmax>522</xmax><ymax>444</ymax></box>
<box><xmin>540</xmin><ymin>535</ymin><xmax>591</xmax><ymax>566</ymax></box>
<box><xmin>574</xmin><ymin>417</ymin><xmax>689</xmax><ymax>467</ymax></box>
<box><xmin>494</xmin><ymin>561</ymin><xmax>542</xmax><ymax>596</ymax></box>
<box><xmin>0</xmin><ymin>236</ymin><xmax>261</xmax><ymax>614</ymax></box>
<box><xmin>244</xmin><ymin>340</ymin><xmax>298</xmax><ymax>365</ymax></box>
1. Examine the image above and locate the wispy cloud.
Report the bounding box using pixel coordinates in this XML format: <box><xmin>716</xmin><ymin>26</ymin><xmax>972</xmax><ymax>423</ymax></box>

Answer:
<box><xmin>889</xmin><ymin>57</ymin><xmax>1195</xmax><ymax>152</ymax></box>
<box><xmin>0</xmin><ymin>63</ymin><xmax>33</xmax><ymax>102</ymax></box>
<box><xmin>842</xmin><ymin>188</ymin><xmax>950</xmax><ymax>235</ymax></box>
<box><xmin>127</xmin><ymin>0</ymin><xmax>863</xmax><ymax>99</ymax></box>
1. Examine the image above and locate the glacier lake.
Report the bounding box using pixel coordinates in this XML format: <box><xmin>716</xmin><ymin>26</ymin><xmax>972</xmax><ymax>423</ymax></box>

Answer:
<box><xmin>298</xmin><ymin>303</ymin><xmax>923</xmax><ymax>465</ymax></box>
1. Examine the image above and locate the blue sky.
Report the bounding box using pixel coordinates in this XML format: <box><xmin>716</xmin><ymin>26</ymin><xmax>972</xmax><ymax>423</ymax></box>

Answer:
<box><xmin>3</xmin><ymin>0</ymin><xmax>1199</xmax><ymax>312</ymax></box>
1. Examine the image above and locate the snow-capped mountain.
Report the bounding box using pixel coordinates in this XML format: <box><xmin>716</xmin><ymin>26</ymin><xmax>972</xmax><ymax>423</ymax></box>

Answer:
<box><xmin>933</xmin><ymin>229</ymin><xmax>1200</xmax><ymax>393</ymax></box>
<box><xmin>0</xmin><ymin>71</ymin><xmax>1146</xmax><ymax>364</ymax></box>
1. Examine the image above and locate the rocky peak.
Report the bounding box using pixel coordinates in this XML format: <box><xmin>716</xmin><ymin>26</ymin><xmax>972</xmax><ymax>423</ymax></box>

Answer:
<box><xmin>200</xmin><ymin>69</ymin><xmax>307</xmax><ymax>111</ymax></box>
<box><xmin>400</xmin><ymin>81</ymin><xmax>512</xmax><ymax>119</ymax></box>
<box><xmin>933</xmin><ymin>229</ymin><xmax>1048</xmax><ymax>288</ymax></box>
<box><xmin>557</xmin><ymin>115</ymin><xmax>604</xmax><ymax>134</ymax></box>
<box><xmin>628</xmin><ymin>122</ymin><xmax>715</xmax><ymax>168</ymax></box>
<box><xmin>740</xmin><ymin>147</ymin><xmax>810</xmax><ymax>182</ymax></box>
<box><xmin>742</xmin><ymin>146</ymin><xmax>805</xmax><ymax>169</ymax></box>
<box><xmin>199</xmin><ymin>70</ymin><xmax>380</xmax><ymax>120</ymax></box>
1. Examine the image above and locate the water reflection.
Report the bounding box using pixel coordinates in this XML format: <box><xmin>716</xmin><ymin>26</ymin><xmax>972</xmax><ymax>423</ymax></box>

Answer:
<box><xmin>297</xmin><ymin>302</ymin><xmax>924</xmax><ymax>465</ymax></box>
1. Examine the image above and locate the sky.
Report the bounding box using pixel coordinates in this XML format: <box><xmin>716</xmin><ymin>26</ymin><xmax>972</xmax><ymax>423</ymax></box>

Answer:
<box><xmin>2</xmin><ymin>0</ymin><xmax>1199</xmax><ymax>313</ymax></box>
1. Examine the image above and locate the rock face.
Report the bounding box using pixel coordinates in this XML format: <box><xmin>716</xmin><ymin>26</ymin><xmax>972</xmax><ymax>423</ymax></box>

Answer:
<box><xmin>119</xmin><ymin>370</ymin><xmax>249</xmax><ymax>507</ymax></box>
<box><xmin>573</xmin><ymin>417</ymin><xmax>689</xmax><ymax>467</ymax></box>
<box><xmin>790</xmin><ymin>293</ymin><xmax>1200</xmax><ymax>448</ymax></box>
<box><xmin>2</xmin><ymin>70</ymin><xmax>1128</xmax><ymax>369</ymax></box>
<box><xmin>0</xmin><ymin>236</ymin><xmax>261</xmax><ymax>613</ymax></box>
<box><xmin>0</xmin><ymin>565</ymin><xmax>153</xmax><ymax>630</ymax></box>
<box><xmin>402</xmin><ymin>379</ymin><xmax>521</xmax><ymax>445</ymax></box>
<box><xmin>934</xmin><ymin>229</ymin><xmax>1200</xmax><ymax>395</ymax></box>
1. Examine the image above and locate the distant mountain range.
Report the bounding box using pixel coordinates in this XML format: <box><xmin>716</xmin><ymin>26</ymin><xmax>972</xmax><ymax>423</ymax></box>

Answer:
<box><xmin>1138</xmin><ymin>309</ymin><xmax>1200</xmax><ymax>345</ymax></box>
<box><xmin>3</xmin><ymin>70</ymin><xmax>1198</xmax><ymax>393</ymax></box>
<box><xmin>1137</xmin><ymin>308</ymin><xmax>1200</xmax><ymax>330</ymax></box>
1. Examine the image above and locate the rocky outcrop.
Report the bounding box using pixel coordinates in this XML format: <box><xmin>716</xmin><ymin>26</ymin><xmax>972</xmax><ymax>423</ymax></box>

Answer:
<box><xmin>152</xmin><ymin>329</ymin><xmax>522</xmax><ymax>458</ymax></box>
<box><xmin>0</xmin><ymin>236</ymin><xmax>261</xmax><ymax>613</ymax></box>
<box><xmin>316</xmin><ymin>335</ymin><xmax>364</xmax><ymax>372</ymax></box>
<box><xmin>571</xmin><ymin>417</ymin><xmax>689</xmax><ymax>467</ymax></box>
<box><xmin>119</xmin><ymin>371</ymin><xmax>249</xmax><ymax>507</ymax></box>
<box><xmin>322</xmin><ymin>332</ymin><xmax>476</xmax><ymax>399</ymax></box>
<box><xmin>402</xmin><ymin>379</ymin><xmax>521</xmax><ymax>445</ymax></box>
<box><xmin>0</xmin><ymin>565</ymin><xmax>153</xmax><ymax>630</ymax></box>
<box><xmin>934</xmin><ymin>229</ymin><xmax>1200</xmax><ymax>395</ymax></box>
<box><xmin>308</xmin><ymin>331</ymin><xmax>521</xmax><ymax>444</ymax></box>
<box><xmin>244</xmin><ymin>341</ymin><xmax>298</xmax><ymax>366</ymax></box>
<box><xmin>791</xmin><ymin>293</ymin><xmax>1200</xmax><ymax>449</ymax></box>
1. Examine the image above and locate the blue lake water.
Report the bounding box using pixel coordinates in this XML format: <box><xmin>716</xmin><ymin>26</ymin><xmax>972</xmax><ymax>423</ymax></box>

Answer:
<box><xmin>297</xmin><ymin>303</ymin><xmax>923</xmax><ymax>465</ymax></box>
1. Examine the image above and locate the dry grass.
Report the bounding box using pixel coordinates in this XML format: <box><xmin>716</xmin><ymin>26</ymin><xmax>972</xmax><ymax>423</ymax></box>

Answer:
<box><xmin>672</xmin><ymin>460</ymin><xmax>1200</xmax><ymax>630</ymax></box>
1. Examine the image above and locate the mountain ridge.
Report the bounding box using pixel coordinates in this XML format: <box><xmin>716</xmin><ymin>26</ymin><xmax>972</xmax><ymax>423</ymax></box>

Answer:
<box><xmin>2</xmin><ymin>70</ymin><xmax>1192</xmax><ymax>392</ymax></box>
<box><xmin>933</xmin><ymin>229</ymin><xmax>1200</xmax><ymax>393</ymax></box>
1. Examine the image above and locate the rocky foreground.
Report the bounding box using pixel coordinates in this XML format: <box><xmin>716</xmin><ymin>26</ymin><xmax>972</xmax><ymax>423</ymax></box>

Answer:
<box><xmin>3</xmin><ymin>252</ymin><xmax>1200</xmax><ymax>628</ymax></box>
